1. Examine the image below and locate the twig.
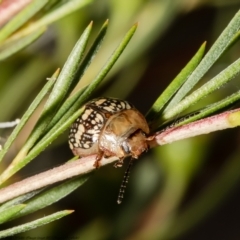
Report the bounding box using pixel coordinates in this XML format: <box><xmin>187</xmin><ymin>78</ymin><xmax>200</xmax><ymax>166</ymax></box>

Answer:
<box><xmin>151</xmin><ymin>108</ymin><xmax>240</xmax><ymax>147</ymax></box>
<box><xmin>0</xmin><ymin>108</ymin><xmax>239</xmax><ymax>204</ymax></box>
<box><xmin>0</xmin><ymin>155</ymin><xmax>117</xmax><ymax>204</ymax></box>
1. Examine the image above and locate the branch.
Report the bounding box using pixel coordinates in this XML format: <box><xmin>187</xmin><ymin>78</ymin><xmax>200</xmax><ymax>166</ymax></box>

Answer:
<box><xmin>0</xmin><ymin>108</ymin><xmax>239</xmax><ymax>204</ymax></box>
<box><xmin>151</xmin><ymin>108</ymin><xmax>240</xmax><ymax>147</ymax></box>
<box><xmin>0</xmin><ymin>155</ymin><xmax>117</xmax><ymax>204</ymax></box>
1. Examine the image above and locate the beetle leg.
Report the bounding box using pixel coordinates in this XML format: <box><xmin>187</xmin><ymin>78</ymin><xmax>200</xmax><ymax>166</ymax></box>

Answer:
<box><xmin>94</xmin><ymin>151</ymin><xmax>104</xmax><ymax>168</ymax></box>
<box><xmin>114</xmin><ymin>158</ymin><xmax>124</xmax><ymax>168</ymax></box>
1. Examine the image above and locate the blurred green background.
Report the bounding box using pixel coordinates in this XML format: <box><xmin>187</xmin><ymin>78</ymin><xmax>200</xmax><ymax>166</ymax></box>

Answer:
<box><xmin>1</xmin><ymin>0</ymin><xmax>240</xmax><ymax>239</ymax></box>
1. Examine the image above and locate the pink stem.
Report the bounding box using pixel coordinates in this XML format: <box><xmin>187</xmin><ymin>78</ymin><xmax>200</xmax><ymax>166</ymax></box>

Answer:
<box><xmin>0</xmin><ymin>0</ymin><xmax>32</xmax><ymax>27</ymax></box>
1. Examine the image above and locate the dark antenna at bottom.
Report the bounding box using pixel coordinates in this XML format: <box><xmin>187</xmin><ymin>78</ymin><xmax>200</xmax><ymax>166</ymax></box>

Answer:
<box><xmin>117</xmin><ymin>159</ymin><xmax>134</xmax><ymax>204</ymax></box>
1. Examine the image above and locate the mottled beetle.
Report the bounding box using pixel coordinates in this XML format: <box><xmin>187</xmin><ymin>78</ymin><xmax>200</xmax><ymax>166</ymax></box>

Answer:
<box><xmin>68</xmin><ymin>97</ymin><xmax>151</xmax><ymax>203</ymax></box>
<box><xmin>69</xmin><ymin>97</ymin><xmax>150</xmax><ymax>167</ymax></box>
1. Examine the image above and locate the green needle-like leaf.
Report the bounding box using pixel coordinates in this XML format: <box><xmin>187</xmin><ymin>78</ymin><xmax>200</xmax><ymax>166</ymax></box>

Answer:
<box><xmin>12</xmin><ymin>176</ymin><xmax>89</xmax><ymax>220</ymax></box>
<box><xmin>43</xmin><ymin>19</ymin><xmax>109</xmax><ymax>131</ymax></box>
<box><xmin>0</xmin><ymin>204</ymin><xmax>26</xmax><ymax>224</ymax></box>
<box><xmin>0</xmin><ymin>70</ymin><xmax>58</xmax><ymax>163</ymax></box>
<box><xmin>0</xmin><ymin>210</ymin><xmax>73</xmax><ymax>239</ymax></box>
<box><xmin>146</xmin><ymin>41</ymin><xmax>206</xmax><ymax>127</ymax></box>
<box><xmin>8</xmin><ymin>0</ymin><xmax>92</xmax><ymax>42</ymax></box>
<box><xmin>43</xmin><ymin>22</ymin><xmax>92</xmax><ymax>112</ymax></box>
<box><xmin>170</xmin><ymin>90</ymin><xmax>240</xmax><ymax>128</ymax></box>
<box><xmin>22</xmin><ymin>22</ymin><xmax>92</xmax><ymax>152</ymax></box>
<box><xmin>163</xmin><ymin>57</ymin><xmax>240</xmax><ymax>120</ymax></box>
<box><xmin>44</xmin><ymin>86</ymin><xmax>87</xmax><ymax>134</ymax></box>
<box><xmin>0</xmin><ymin>190</ymin><xmax>42</xmax><ymax>213</ymax></box>
<box><xmin>0</xmin><ymin>108</ymin><xmax>85</xmax><ymax>184</ymax></box>
<box><xmin>80</xmin><ymin>23</ymin><xmax>138</xmax><ymax>101</ymax></box>
<box><xmin>67</xmin><ymin>19</ymin><xmax>109</xmax><ymax>93</ymax></box>
<box><xmin>21</xmin><ymin>107</ymin><xmax>85</xmax><ymax>168</ymax></box>
<box><xmin>0</xmin><ymin>27</ymin><xmax>46</xmax><ymax>60</ymax></box>
<box><xmin>164</xmin><ymin>10</ymin><xmax>240</xmax><ymax>110</ymax></box>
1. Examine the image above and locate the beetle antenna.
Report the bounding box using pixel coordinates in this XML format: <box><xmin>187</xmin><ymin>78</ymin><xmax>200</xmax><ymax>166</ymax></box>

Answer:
<box><xmin>117</xmin><ymin>159</ymin><xmax>134</xmax><ymax>204</ymax></box>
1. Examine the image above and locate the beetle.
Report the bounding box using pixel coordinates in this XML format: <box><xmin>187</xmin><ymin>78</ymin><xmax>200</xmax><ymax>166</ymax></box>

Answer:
<box><xmin>69</xmin><ymin>97</ymin><xmax>150</xmax><ymax>168</ymax></box>
<box><xmin>68</xmin><ymin>97</ymin><xmax>152</xmax><ymax>203</ymax></box>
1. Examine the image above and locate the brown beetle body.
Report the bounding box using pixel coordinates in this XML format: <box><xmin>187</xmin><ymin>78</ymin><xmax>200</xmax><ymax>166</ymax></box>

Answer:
<box><xmin>69</xmin><ymin>97</ymin><xmax>150</xmax><ymax>167</ymax></box>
